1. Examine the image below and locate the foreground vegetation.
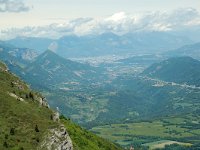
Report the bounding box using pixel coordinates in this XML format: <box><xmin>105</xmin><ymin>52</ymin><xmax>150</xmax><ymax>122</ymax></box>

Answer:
<box><xmin>0</xmin><ymin>62</ymin><xmax>59</xmax><ymax>149</ymax></box>
<box><xmin>0</xmin><ymin>62</ymin><xmax>122</xmax><ymax>150</ymax></box>
<box><xmin>61</xmin><ymin>116</ymin><xmax>122</xmax><ymax>150</ymax></box>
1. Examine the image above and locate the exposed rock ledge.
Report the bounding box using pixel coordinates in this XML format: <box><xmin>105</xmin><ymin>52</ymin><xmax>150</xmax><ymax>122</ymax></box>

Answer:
<box><xmin>39</xmin><ymin>125</ymin><xmax>73</xmax><ymax>150</ymax></box>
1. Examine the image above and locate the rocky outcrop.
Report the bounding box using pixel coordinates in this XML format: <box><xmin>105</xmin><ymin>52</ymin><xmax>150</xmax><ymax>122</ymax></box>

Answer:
<box><xmin>11</xmin><ymin>81</ymin><xmax>24</xmax><ymax>90</ymax></box>
<box><xmin>37</xmin><ymin>97</ymin><xmax>50</xmax><ymax>108</ymax></box>
<box><xmin>39</xmin><ymin>105</ymin><xmax>73</xmax><ymax>150</ymax></box>
<box><xmin>8</xmin><ymin>92</ymin><xmax>25</xmax><ymax>102</ymax></box>
<box><xmin>52</xmin><ymin>110</ymin><xmax>60</xmax><ymax>122</ymax></box>
<box><xmin>39</xmin><ymin>125</ymin><xmax>73</xmax><ymax>150</ymax></box>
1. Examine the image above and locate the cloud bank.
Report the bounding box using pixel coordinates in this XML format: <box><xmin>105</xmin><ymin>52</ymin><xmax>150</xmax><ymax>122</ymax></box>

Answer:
<box><xmin>0</xmin><ymin>0</ymin><xmax>30</xmax><ymax>13</ymax></box>
<box><xmin>1</xmin><ymin>8</ymin><xmax>200</xmax><ymax>39</ymax></box>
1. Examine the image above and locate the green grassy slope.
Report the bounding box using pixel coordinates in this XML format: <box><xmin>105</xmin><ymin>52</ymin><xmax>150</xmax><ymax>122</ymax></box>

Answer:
<box><xmin>61</xmin><ymin>117</ymin><xmax>122</xmax><ymax>150</ymax></box>
<box><xmin>0</xmin><ymin>62</ymin><xmax>59</xmax><ymax>150</ymax></box>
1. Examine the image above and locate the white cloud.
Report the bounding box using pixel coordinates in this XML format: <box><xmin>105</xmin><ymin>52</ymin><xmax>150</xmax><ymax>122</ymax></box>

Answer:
<box><xmin>0</xmin><ymin>0</ymin><xmax>30</xmax><ymax>13</ymax></box>
<box><xmin>105</xmin><ymin>12</ymin><xmax>127</xmax><ymax>22</ymax></box>
<box><xmin>186</xmin><ymin>19</ymin><xmax>200</xmax><ymax>26</ymax></box>
<box><xmin>0</xmin><ymin>8</ymin><xmax>200</xmax><ymax>39</ymax></box>
<box><xmin>151</xmin><ymin>23</ymin><xmax>172</xmax><ymax>31</ymax></box>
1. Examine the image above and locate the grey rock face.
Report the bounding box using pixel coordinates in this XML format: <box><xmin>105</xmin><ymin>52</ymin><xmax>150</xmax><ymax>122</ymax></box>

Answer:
<box><xmin>52</xmin><ymin>111</ymin><xmax>60</xmax><ymax>122</ymax></box>
<box><xmin>36</xmin><ymin>97</ymin><xmax>50</xmax><ymax>108</ymax></box>
<box><xmin>40</xmin><ymin>125</ymin><xmax>73</xmax><ymax>150</ymax></box>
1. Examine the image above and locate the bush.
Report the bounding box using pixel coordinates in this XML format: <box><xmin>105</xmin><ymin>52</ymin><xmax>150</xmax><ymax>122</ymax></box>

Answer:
<box><xmin>35</xmin><ymin>125</ymin><xmax>39</xmax><ymax>132</ymax></box>
<box><xmin>29</xmin><ymin>92</ymin><xmax>34</xmax><ymax>100</ymax></box>
<box><xmin>3</xmin><ymin>141</ymin><xmax>8</xmax><ymax>148</ymax></box>
<box><xmin>10</xmin><ymin>128</ymin><xmax>15</xmax><ymax>135</ymax></box>
<box><xmin>5</xmin><ymin>134</ymin><xmax>8</xmax><ymax>139</ymax></box>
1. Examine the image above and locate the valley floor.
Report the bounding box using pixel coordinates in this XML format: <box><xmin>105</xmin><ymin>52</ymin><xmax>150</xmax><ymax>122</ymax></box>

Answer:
<box><xmin>91</xmin><ymin>115</ymin><xmax>200</xmax><ymax>149</ymax></box>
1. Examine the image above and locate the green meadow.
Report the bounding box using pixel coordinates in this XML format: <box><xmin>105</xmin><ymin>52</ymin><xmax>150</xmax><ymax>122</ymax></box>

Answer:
<box><xmin>91</xmin><ymin>115</ymin><xmax>200</xmax><ymax>149</ymax></box>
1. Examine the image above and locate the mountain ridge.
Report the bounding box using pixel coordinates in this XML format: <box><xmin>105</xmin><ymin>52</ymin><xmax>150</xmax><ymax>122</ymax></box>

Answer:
<box><xmin>7</xmin><ymin>32</ymin><xmax>193</xmax><ymax>58</ymax></box>
<box><xmin>20</xmin><ymin>50</ymin><xmax>99</xmax><ymax>89</ymax></box>
<box><xmin>142</xmin><ymin>56</ymin><xmax>200</xmax><ymax>86</ymax></box>
<box><xmin>165</xmin><ymin>42</ymin><xmax>200</xmax><ymax>60</ymax></box>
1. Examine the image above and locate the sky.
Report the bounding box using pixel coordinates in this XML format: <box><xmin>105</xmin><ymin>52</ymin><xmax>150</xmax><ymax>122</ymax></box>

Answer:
<box><xmin>0</xmin><ymin>0</ymin><xmax>200</xmax><ymax>39</ymax></box>
<box><xmin>1</xmin><ymin>0</ymin><xmax>200</xmax><ymax>28</ymax></box>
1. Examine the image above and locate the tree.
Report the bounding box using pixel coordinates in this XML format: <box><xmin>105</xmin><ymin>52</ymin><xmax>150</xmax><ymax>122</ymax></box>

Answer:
<box><xmin>3</xmin><ymin>141</ymin><xmax>8</xmax><ymax>148</ymax></box>
<box><xmin>4</xmin><ymin>134</ymin><xmax>8</xmax><ymax>139</ymax></box>
<box><xmin>10</xmin><ymin>128</ymin><xmax>15</xmax><ymax>135</ymax></box>
<box><xmin>26</xmin><ymin>94</ymin><xmax>29</xmax><ymax>99</ymax></box>
<box><xmin>11</xmin><ymin>82</ymin><xmax>14</xmax><ymax>87</ymax></box>
<box><xmin>35</xmin><ymin>125</ymin><xmax>39</xmax><ymax>132</ymax></box>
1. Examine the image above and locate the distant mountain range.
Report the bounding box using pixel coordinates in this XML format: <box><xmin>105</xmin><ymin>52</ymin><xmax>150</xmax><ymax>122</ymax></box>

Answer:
<box><xmin>7</xmin><ymin>37</ymin><xmax>53</xmax><ymax>54</ymax></box>
<box><xmin>0</xmin><ymin>41</ymin><xmax>104</xmax><ymax>89</ymax></box>
<box><xmin>7</xmin><ymin>32</ymin><xmax>193</xmax><ymax>58</ymax></box>
<box><xmin>165</xmin><ymin>42</ymin><xmax>200</xmax><ymax>60</ymax></box>
<box><xmin>1</xmin><ymin>40</ymin><xmax>200</xmax><ymax>130</ymax></box>
<box><xmin>0</xmin><ymin>41</ymin><xmax>38</xmax><ymax>63</ymax></box>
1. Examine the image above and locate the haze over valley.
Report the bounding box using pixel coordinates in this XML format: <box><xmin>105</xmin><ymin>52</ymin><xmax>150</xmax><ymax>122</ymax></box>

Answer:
<box><xmin>1</xmin><ymin>0</ymin><xmax>200</xmax><ymax>149</ymax></box>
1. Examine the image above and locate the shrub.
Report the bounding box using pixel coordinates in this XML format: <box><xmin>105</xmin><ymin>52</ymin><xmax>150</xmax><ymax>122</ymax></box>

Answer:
<box><xmin>35</xmin><ymin>125</ymin><xmax>39</xmax><ymax>132</ymax></box>
<box><xmin>10</xmin><ymin>128</ymin><xmax>15</xmax><ymax>135</ymax></box>
<box><xmin>3</xmin><ymin>141</ymin><xmax>8</xmax><ymax>148</ymax></box>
